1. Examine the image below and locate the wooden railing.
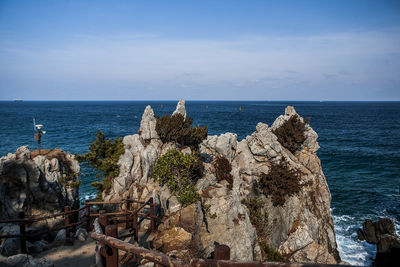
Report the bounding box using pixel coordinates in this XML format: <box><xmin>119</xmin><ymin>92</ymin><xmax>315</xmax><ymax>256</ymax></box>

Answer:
<box><xmin>91</xmin><ymin>232</ymin><xmax>357</xmax><ymax>267</ymax></box>
<box><xmin>0</xmin><ymin>197</ymin><xmax>157</xmax><ymax>254</ymax></box>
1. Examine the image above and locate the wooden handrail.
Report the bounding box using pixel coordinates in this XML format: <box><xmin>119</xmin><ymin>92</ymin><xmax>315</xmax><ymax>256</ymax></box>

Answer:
<box><xmin>91</xmin><ymin>232</ymin><xmax>186</xmax><ymax>267</ymax></box>
<box><xmin>0</xmin><ymin>197</ymin><xmax>158</xmax><ymax>256</ymax></box>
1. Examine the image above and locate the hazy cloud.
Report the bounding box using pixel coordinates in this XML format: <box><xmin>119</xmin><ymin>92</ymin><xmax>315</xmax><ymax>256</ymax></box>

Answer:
<box><xmin>1</xmin><ymin>29</ymin><xmax>400</xmax><ymax>100</ymax></box>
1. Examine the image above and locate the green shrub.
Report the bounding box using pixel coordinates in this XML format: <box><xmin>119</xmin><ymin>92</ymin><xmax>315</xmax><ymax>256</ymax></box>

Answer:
<box><xmin>259</xmin><ymin>157</ymin><xmax>302</xmax><ymax>206</ymax></box>
<box><xmin>272</xmin><ymin>115</ymin><xmax>310</xmax><ymax>153</ymax></box>
<box><xmin>213</xmin><ymin>156</ymin><xmax>233</xmax><ymax>189</ymax></box>
<box><xmin>242</xmin><ymin>197</ymin><xmax>282</xmax><ymax>262</ymax></box>
<box><xmin>242</xmin><ymin>197</ymin><xmax>268</xmax><ymax>239</ymax></box>
<box><xmin>76</xmin><ymin>129</ymin><xmax>125</xmax><ymax>197</ymax></box>
<box><xmin>153</xmin><ymin>149</ymin><xmax>203</xmax><ymax>207</ymax></box>
<box><xmin>155</xmin><ymin>114</ymin><xmax>208</xmax><ymax>149</ymax></box>
<box><xmin>259</xmin><ymin>240</ymin><xmax>283</xmax><ymax>262</ymax></box>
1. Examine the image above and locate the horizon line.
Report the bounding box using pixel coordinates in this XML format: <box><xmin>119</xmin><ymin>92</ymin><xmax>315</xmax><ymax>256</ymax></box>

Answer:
<box><xmin>1</xmin><ymin>99</ymin><xmax>400</xmax><ymax>102</ymax></box>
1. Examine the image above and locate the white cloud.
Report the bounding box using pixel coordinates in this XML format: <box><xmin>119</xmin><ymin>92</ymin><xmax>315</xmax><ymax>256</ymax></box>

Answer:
<box><xmin>1</xmin><ymin>29</ymin><xmax>400</xmax><ymax>100</ymax></box>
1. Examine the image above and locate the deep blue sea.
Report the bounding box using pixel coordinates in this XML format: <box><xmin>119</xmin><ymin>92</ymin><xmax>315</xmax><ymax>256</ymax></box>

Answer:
<box><xmin>1</xmin><ymin>101</ymin><xmax>399</xmax><ymax>265</ymax></box>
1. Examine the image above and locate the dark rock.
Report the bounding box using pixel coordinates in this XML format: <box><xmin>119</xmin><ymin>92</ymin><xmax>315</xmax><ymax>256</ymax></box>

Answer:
<box><xmin>362</xmin><ymin>219</ymin><xmax>377</xmax><ymax>244</ymax></box>
<box><xmin>357</xmin><ymin>228</ymin><xmax>365</xmax><ymax>241</ymax></box>
<box><xmin>375</xmin><ymin>217</ymin><xmax>396</xmax><ymax>236</ymax></box>
<box><xmin>377</xmin><ymin>234</ymin><xmax>400</xmax><ymax>254</ymax></box>
<box><xmin>374</xmin><ymin>247</ymin><xmax>400</xmax><ymax>267</ymax></box>
<box><xmin>359</xmin><ymin>218</ymin><xmax>400</xmax><ymax>267</ymax></box>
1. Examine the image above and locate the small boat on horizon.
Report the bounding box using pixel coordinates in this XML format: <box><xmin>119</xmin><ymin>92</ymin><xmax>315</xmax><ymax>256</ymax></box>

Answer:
<box><xmin>13</xmin><ymin>98</ymin><xmax>23</xmax><ymax>102</ymax></box>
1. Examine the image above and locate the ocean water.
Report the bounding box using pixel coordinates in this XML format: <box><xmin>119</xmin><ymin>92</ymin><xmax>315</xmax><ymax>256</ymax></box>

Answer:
<box><xmin>1</xmin><ymin>100</ymin><xmax>399</xmax><ymax>265</ymax></box>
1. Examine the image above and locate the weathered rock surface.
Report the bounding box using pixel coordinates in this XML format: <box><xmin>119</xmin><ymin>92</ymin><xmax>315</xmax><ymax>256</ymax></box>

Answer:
<box><xmin>0</xmin><ymin>147</ymin><xmax>80</xmax><ymax>256</ymax></box>
<box><xmin>0</xmin><ymin>147</ymin><xmax>80</xmax><ymax>222</ymax></box>
<box><xmin>104</xmin><ymin>101</ymin><xmax>340</xmax><ymax>264</ymax></box>
<box><xmin>139</xmin><ymin>105</ymin><xmax>159</xmax><ymax>140</ymax></box>
<box><xmin>172</xmin><ymin>99</ymin><xmax>187</xmax><ymax>119</ymax></box>
<box><xmin>358</xmin><ymin>218</ymin><xmax>400</xmax><ymax>266</ymax></box>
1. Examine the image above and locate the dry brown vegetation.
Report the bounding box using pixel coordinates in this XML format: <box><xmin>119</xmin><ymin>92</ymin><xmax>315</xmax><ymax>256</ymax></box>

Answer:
<box><xmin>272</xmin><ymin>115</ymin><xmax>310</xmax><ymax>154</ymax></box>
<box><xmin>155</xmin><ymin>113</ymin><xmax>208</xmax><ymax>149</ymax></box>
<box><xmin>213</xmin><ymin>156</ymin><xmax>233</xmax><ymax>189</ymax></box>
<box><xmin>259</xmin><ymin>157</ymin><xmax>302</xmax><ymax>206</ymax></box>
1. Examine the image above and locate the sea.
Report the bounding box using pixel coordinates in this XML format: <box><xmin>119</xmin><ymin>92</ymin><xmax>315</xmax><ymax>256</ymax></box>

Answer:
<box><xmin>0</xmin><ymin>100</ymin><xmax>399</xmax><ymax>265</ymax></box>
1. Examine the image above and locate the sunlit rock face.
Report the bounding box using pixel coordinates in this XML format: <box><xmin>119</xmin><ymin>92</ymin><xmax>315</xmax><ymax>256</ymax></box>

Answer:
<box><xmin>105</xmin><ymin>101</ymin><xmax>340</xmax><ymax>264</ymax></box>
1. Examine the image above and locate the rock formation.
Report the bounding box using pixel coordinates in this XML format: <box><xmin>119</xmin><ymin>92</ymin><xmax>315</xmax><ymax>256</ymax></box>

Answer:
<box><xmin>102</xmin><ymin>101</ymin><xmax>340</xmax><ymax>264</ymax></box>
<box><xmin>0</xmin><ymin>147</ymin><xmax>80</xmax><ymax>256</ymax></box>
<box><xmin>358</xmin><ymin>218</ymin><xmax>400</xmax><ymax>266</ymax></box>
<box><xmin>0</xmin><ymin>147</ymin><xmax>80</xmax><ymax>222</ymax></box>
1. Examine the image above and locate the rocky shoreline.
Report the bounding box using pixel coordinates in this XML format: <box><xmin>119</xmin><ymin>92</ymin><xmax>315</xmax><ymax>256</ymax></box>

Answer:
<box><xmin>0</xmin><ymin>100</ymin><xmax>359</xmax><ymax>265</ymax></box>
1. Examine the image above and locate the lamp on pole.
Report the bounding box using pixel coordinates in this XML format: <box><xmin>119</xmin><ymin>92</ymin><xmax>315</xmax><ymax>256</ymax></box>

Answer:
<box><xmin>33</xmin><ymin>118</ymin><xmax>46</xmax><ymax>155</ymax></box>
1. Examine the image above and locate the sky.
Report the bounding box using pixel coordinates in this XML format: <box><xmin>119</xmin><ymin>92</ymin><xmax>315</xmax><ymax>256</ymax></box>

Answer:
<box><xmin>0</xmin><ymin>0</ymin><xmax>400</xmax><ymax>101</ymax></box>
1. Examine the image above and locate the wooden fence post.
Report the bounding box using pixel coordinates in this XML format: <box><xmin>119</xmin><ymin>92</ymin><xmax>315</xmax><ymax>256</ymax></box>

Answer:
<box><xmin>86</xmin><ymin>205</ymin><xmax>91</xmax><ymax>231</ymax></box>
<box><xmin>18</xmin><ymin>212</ymin><xmax>27</xmax><ymax>254</ymax></box>
<box><xmin>126</xmin><ymin>197</ymin><xmax>132</xmax><ymax>229</ymax></box>
<box><xmin>99</xmin><ymin>210</ymin><xmax>108</xmax><ymax>233</ymax></box>
<box><xmin>149</xmin><ymin>197</ymin><xmax>155</xmax><ymax>232</ymax></box>
<box><xmin>214</xmin><ymin>245</ymin><xmax>230</xmax><ymax>260</ymax></box>
<box><xmin>65</xmin><ymin>206</ymin><xmax>73</xmax><ymax>245</ymax></box>
<box><xmin>105</xmin><ymin>225</ymin><xmax>118</xmax><ymax>267</ymax></box>
<box><xmin>133</xmin><ymin>211</ymin><xmax>138</xmax><ymax>243</ymax></box>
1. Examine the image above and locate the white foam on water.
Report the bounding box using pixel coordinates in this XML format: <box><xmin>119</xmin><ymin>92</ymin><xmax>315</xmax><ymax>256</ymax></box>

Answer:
<box><xmin>333</xmin><ymin>214</ymin><xmax>376</xmax><ymax>266</ymax></box>
<box><xmin>81</xmin><ymin>193</ymin><xmax>97</xmax><ymax>202</ymax></box>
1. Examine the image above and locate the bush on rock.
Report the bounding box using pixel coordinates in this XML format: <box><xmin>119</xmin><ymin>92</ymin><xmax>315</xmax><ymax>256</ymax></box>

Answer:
<box><xmin>153</xmin><ymin>149</ymin><xmax>203</xmax><ymax>207</ymax></box>
<box><xmin>155</xmin><ymin>114</ymin><xmax>208</xmax><ymax>149</ymax></box>
<box><xmin>259</xmin><ymin>157</ymin><xmax>302</xmax><ymax>206</ymax></box>
<box><xmin>272</xmin><ymin>115</ymin><xmax>309</xmax><ymax>153</ymax></box>
<box><xmin>213</xmin><ymin>156</ymin><xmax>233</xmax><ymax>189</ymax></box>
<box><xmin>76</xmin><ymin>129</ymin><xmax>124</xmax><ymax>200</ymax></box>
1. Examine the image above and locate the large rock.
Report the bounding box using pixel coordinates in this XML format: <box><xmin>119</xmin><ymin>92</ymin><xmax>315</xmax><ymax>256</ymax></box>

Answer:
<box><xmin>358</xmin><ymin>217</ymin><xmax>400</xmax><ymax>265</ymax></box>
<box><xmin>201</xmin><ymin>133</ymin><xmax>237</xmax><ymax>163</ymax></box>
<box><xmin>0</xmin><ymin>147</ymin><xmax>80</xmax><ymax>224</ymax></box>
<box><xmin>0</xmin><ymin>147</ymin><xmax>80</xmax><ymax>256</ymax></box>
<box><xmin>104</xmin><ymin>101</ymin><xmax>340</xmax><ymax>264</ymax></box>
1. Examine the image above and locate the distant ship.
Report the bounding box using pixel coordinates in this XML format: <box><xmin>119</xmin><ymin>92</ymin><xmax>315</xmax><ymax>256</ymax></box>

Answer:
<box><xmin>13</xmin><ymin>98</ymin><xmax>23</xmax><ymax>102</ymax></box>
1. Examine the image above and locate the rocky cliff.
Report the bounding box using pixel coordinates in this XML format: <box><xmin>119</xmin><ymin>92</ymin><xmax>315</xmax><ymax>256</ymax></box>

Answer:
<box><xmin>103</xmin><ymin>100</ymin><xmax>340</xmax><ymax>264</ymax></box>
<box><xmin>0</xmin><ymin>147</ymin><xmax>80</xmax><ymax>225</ymax></box>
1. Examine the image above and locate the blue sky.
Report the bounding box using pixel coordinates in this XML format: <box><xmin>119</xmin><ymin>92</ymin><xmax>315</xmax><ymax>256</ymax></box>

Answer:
<box><xmin>0</xmin><ymin>0</ymin><xmax>399</xmax><ymax>100</ymax></box>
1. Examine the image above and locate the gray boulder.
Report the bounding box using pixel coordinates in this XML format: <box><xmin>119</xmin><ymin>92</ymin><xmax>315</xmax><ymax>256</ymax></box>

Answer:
<box><xmin>74</xmin><ymin>227</ymin><xmax>88</xmax><ymax>241</ymax></box>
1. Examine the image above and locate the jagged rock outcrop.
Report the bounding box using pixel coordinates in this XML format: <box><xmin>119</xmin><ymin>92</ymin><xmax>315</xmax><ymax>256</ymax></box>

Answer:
<box><xmin>0</xmin><ymin>147</ymin><xmax>80</xmax><ymax>222</ymax></box>
<box><xmin>0</xmin><ymin>147</ymin><xmax>80</xmax><ymax>256</ymax></box>
<box><xmin>172</xmin><ymin>99</ymin><xmax>187</xmax><ymax>119</ymax></box>
<box><xmin>358</xmin><ymin>218</ymin><xmax>400</xmax><ymax>266</ymax></box>
<box><xmin>104</xmin><ymin>101</ymin><xmax>340</xmax><ymax>264</ymax></box>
